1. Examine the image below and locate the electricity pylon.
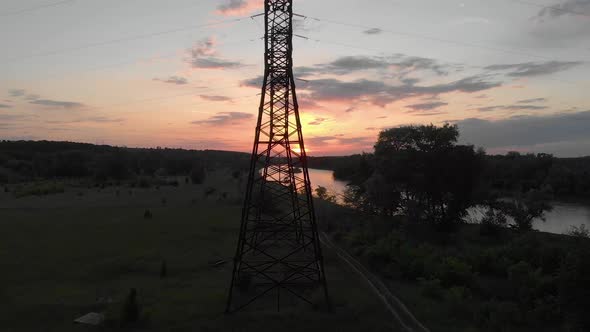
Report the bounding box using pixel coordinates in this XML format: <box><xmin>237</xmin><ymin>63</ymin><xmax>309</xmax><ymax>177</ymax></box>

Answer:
<box><xmin>226</xmin><ymin>0</ymin><xmax>330</xmax><ymax>313</ymax></box>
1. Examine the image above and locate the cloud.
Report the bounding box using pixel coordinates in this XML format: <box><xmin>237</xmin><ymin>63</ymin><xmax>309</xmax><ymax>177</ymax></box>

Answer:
<box><xmin>200</xmin><ymin>95</ymin><xmax>233</xmax><ymax>102</ymax></box>
<box><xmin>406</xmin><ymin>101</ymin><xmax>448</xmax><ymax>111</ymax></box>
<box><xmin>302</xmin><ymin>75</ymin><xmax>500</xmax><ymax>107</ymax></box>
<box><xmin>240</xmin><ymin>76</ymin><xmax>264</xmax><ymax>88</ymax></box>
<box><xmin>536</xmin><ymin>0</ymin><xmax>590</xmax><ymax>18</ymax></box>
<box><xmin>191</xmin><ymin>112</ymin><xmax>253</xmax><ymax>125</ymax></box>
<box><xmin>308</xmin><ymin>117</ymin><xmax>328</xmax><ymax>126</ymax></box>
<box><xmin>298</xmin><ymin>96</ymin><xmax>323</xmax><ymax>109</ymax></box>
<box><xmin>296</xmin><ymin>54</ymin><xmax>449</xmax><ymax>77</ymax></box>
<box><xmin>187</xmin><ymin>37</ymin><xmax>245</xmax><ymax>70</ymax></box>
<box><xmin>8</xmin><ymin>89</ymin><xmax>25</xmax><ymax>97</ymax></box>
<box><xmin>485</xmin><ymin>61</ymin><xmax>583</xmax><ymax>77</ymax></box>
<box><xmin>408</xmin><ymin>111</ymin><xmax>446</xmax><ymax>116</ymax></box>
<box><xmin>191</xmin><ymin>57</ymin><xmax>243</xmax><ymax>69</ymax></box>
<box><xmin>30</xmin><ymin>99</ymin><xmax>85</xmax><ymax>109</ymax></box>
<box><xmin>518</xmin><ymin>98</ymin><xmax>547</xmax><ymax>104</ymax></box>
<box><xmin>216</xmin><ymin>0</ymin><xmax>261</xmax><ymax>16</ymax></box>
<box><xmin>456</xmin><ymin>110</ymin><xmax>590</xmax><ymax>156</ymax></box>
<box><xmin>46</xmin><ymin>117</ymin><xmax>125</xmax><ymax>124</ymax></box>
<box><xmin>153</xmin><ymin>76</ymin><xmax>188</xmax><ymax>85</ymax></box>
<box><xmin>477</xmin><ymin>106</ymin><xmax>501</xmax><ymax>112</ymax></box>
<box><xmin>307</xmin><ymin>135</ymin><xmax>374</xmax><ymax>146</ymax></box>
<box><xmin>363</xmin><ymin>28</ymin><xmax>383</xmax><ymax>35</ymax></box>
<box><xmin>0</xmin><ymin>113</ymin><xmax>30</xmax><ymax>121</ymax></box>
<box><xmin>25</xmin><ymin>94</ymin><xmax>40</xmax><ymax>101</ymax></box>
<box><xmin>0</xmin><ymin>103</ymin><xmax>10</xmax><ymax>108</ymax></box>
<box><xmin>476</xmin><ymin>104</ymin><xmax>549</xmax><ymax>112</ymax></box>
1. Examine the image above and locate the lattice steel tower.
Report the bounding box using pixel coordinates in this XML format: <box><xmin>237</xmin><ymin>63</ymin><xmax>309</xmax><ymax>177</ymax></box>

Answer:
<box><xmin>226</xmin><ymin>0</ymin><xmax>330</xmax><ymax>313</ymax></box>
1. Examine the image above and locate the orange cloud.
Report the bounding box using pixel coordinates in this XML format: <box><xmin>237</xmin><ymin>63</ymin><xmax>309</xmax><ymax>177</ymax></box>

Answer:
<box><xmin>215</xmin><ymin>0</ymin><xmax>262</xmax><ymax>16</ymax></box>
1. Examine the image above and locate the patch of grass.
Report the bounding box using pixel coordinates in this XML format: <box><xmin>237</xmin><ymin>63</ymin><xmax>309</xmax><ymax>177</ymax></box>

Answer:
<box><xmin>13</xmin><ymin>181</ymin><xmax>65</xmax><ymax>198</ymax></box>
<box><xmin>0</xmin><ymin>170</ymin><xmax>393</xmax><ymax>331</ymax></box>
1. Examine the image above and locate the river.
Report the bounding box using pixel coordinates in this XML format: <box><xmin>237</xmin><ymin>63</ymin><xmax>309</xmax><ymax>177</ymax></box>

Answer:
<box><xmin>307</xmin><ymin>168</ymin><xmax>590</xmax><ymax>235</ymax></box>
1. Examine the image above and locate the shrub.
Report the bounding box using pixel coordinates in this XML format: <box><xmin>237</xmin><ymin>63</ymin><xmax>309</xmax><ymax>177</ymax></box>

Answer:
<box><xmin>479</xmin><ymin>207</ymin><xmax>507</xmax><ymax>236</ymax></box>
<box><xmin>559</xmin><ymin>248</ymin><xmax>590</xmax><ymax>330</ymax></box>
<box><xmin>14</xmin><ymin>182</ymin><xmax>65</xmax><ymax>198</ymax></box>
<box><xmin>566</xmin><ymin>224</ymin><xmax>590</xmax><ymax>238</ymax></box>
<box><xmin>436</xmin><ymin>256</ymin><xmax>474</xmax><ymax>287</ymax></box>
<box><xmin>190</xmin><ymin>165</ymin><xmax>206</xmax><ymax>184</ymax></box>
<box><xmin>446</xmin><ymin>286</ymin><xmax>472</xmax><ymax>318</ymax></box>
<box><xmin>120</xmin><ymin>288</ymin><xmax>140</xmax><ymax>326</ymax></box>
<box><xmin>476</xmin><ymin>300</ymin><xmax>522</xmax><ymax>331</ymax></box>
<box><xmin>419</xmin><ymin>277</ymin><xmax>444</xmax><ymax>299</ymax></box>
<box><xmin>365</xmin><ymin>232</ymin><xmax>400</xmax><ymax>264</ymax></box>
<box><xmin>508</xmin><ymin>261</ymin><xmax>543</xmax><ymax>305</ymax></box>
<box><xmin>137</xmin><ymin>176</ymin><xmax>151</xmax><ymax>188</ymax></box>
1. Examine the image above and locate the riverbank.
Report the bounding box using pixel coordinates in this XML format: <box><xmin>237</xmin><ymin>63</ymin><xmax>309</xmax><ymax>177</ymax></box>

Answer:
<box><xmin>307</xmin><ymin>168</ymin><xmax>590</xmax><ymax>235</ymax></box>
<box><xmin>314</xmin><ymin>198</ymin><xmax>590</xmax><ymax>332</ymax></box>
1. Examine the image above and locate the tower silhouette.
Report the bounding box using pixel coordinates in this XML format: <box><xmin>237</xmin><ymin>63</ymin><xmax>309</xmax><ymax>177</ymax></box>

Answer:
<box><xmin>226</xmin><ymin>0</ymin><xmax>330</xmax><ymax>313</ymax></box>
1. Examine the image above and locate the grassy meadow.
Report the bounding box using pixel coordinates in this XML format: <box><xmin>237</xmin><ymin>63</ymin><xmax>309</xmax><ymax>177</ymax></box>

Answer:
<box><xmin>0</xmin><ymin>170</ymin><xmax>394</xmax><ymax>332</ymax></box>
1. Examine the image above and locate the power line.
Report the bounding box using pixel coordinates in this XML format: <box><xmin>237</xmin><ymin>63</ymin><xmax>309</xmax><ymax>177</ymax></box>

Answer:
<box><xmin>298</xmin><ymin>14</ymin><xmax>575</xmax><ymax>61</ymax></box>
<box><xmin>0</xmin><ymin>0</ymin><xmax>75</xmax><ymax>17</ymax></box>
<box><xmin>2</xmin><ymin>16</ymin><xmax>249</xmax><ymax>64</ymax></box>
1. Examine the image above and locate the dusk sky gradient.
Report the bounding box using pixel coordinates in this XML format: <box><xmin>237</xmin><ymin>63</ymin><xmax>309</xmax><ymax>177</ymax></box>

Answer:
<box><xmin>1</xmin><ymin>0</ymin><xmax>589</xmax><ymax>156</ymax></box>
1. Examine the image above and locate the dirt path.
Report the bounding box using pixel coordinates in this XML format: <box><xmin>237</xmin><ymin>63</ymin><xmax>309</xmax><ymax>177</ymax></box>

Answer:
<box><xmin>319</xmin><ymin>232</ymin><xmax>430</xmax><ymax>332</ymax></box>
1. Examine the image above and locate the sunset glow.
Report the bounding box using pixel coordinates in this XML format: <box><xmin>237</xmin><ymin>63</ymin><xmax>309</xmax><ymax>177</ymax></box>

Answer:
<box><xmin>1</xmin><ymin>0</ymin><xmax>589</xmax><ymax>156</ymax></box>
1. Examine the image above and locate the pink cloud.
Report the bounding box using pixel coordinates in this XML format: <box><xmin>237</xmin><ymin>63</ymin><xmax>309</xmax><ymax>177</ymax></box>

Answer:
<box><xmin>215</xmin><ymin>0</ymin><xmax>262</xmax><ymax>16</ymax></box>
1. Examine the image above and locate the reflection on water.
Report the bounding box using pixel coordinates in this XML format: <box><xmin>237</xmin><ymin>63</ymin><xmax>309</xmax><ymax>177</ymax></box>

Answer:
<box><xmin>308</xmin><ymin>168</ymin><xmax>349</xmax><ymax>202</ymax></box>
<box><xmin>536</xmin><ymin>203</ymin><xmax>590</xmax><ymax>234</ymax></box>
<box><xmin>308</xmin><ymin>168</ymin><xmax>590</xmax><ymax>235</ymax></box>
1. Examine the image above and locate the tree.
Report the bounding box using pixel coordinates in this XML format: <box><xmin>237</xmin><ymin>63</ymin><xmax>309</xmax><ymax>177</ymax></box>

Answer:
<box><xmin>374</xmin><ymin>124</ymin><xmax>484</xmax><ymax>228</ymax></box>
<box><xmin>494</xmin><ymin>190</ymin><xmax>553</xmax><ymax>231</ymax></box>
<box><xmin>315</xmin><ymin>186</ymin><xmax>336</xmax><ymax>203</ymax></box>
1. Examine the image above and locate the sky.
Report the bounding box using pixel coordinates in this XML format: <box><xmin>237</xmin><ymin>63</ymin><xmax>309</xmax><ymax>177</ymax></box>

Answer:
<box><xmin>1</xmin><ymin>0</ymin><xmax>589</xmax><ymax>157</ymax></box>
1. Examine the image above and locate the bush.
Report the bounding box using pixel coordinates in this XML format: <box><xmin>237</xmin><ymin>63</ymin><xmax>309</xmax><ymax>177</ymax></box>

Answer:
<box><xmin>419</xmin><ymin>277</ymin><xmax>444</xmax><ymax>299</ymax></box>
<box><xmin>137</xmin><ymin>176</ymin><xmax>151</xmax><ymax>188</ymax></box>
<box><xmin>190</xmin><ymin>165</ymin><xmax>206</xmax><ymax>184</ymax></box>
<box><xmin>559</xmin><ymin>248</ymin><xmax>590</xmax><ymax>330</ymax></box>
<box><xmin>365</xmin><ymin>232</ymin><xmax>400</xmax><ymax>264</ymax></box>
<box><xmin>446</xmin><ymin>286</ymin><xmax>472</xmax><ymax>318</ymax></box>
<box><xmin>436</xmin><ymin>257</ymin><xmax>474</xmax><ymax>287</ymax></box>
<box><xmin>120</xmin><ymin>288</ymin><xmax>140</xmax><ymax>326</ymax></box>
<box><xmin>14</xmin><ymin>182</ymin><xmax>65</xmax><ymax>198</ymax></box>
<box><xmin>471</xmin><ymin>248</ymin><xmax>511</xmax><ymax>277</ymax></box>
<box><xmin>507</xmin><ymin>261</ymin><xmax>543</xmax><ymax>305</ymax></box>
<box><xmin>566</xmin><ymin>224</ymin><xmax>590</xmax><ymax>238</ymax></box>
<box><xmin>479</xmin><ymin>207</ymin><xmax>507</xmax><ymax>236</ymax></box>
<box><xmin>476</xmin><ymin>300</ymin><xmax>522</xmax><ymax>331</ymax></box>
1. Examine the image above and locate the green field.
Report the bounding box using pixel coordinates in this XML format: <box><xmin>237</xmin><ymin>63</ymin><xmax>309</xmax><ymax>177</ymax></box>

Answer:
<box><xmin>0</xmin><ymin>171</ymin><xmax>394</xmax><ymax>331</ymax></box>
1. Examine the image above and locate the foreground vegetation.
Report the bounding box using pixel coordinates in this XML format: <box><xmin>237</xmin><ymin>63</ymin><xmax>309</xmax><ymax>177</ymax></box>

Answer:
<box><xmin>0</xmin><ymin>171</ymin><xmax>394</xmax><ymax>331</ymax></box>
<box><xmin>2</xmin><ymin>130</ymin><xmax>590</xmax><ymax>332</ymax></box>
<box><xmin>315</xmin><ymin>199</ymin><xmax>590</xmax><ymax>332</ymax></box>
<box><xmin>311</xmin><ymin>124</ymin><xmax>590</xmax><ymax>331</ymax></box>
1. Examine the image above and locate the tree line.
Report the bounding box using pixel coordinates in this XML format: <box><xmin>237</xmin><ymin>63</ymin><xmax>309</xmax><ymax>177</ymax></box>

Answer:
<box><xmin>0</xmin><ymin>140</ymin><xmax>250</xmax><ymax>184</ymax></box>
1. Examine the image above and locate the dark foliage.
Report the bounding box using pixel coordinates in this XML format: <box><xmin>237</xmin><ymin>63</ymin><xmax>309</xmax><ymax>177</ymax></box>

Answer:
<box><xmin>120</xmin><ymin>288</ymin><xmax>139</xmax><ymax>326</ymax></box>
<box><xmin>371</xmin><ymin>124</ymin><xmax>485</xmax><ymax>228</ymax></box>
<box><xmin>0</xmin><ymin>140</ymin><xmax>249</xmax><ymax>184</ymax></box>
